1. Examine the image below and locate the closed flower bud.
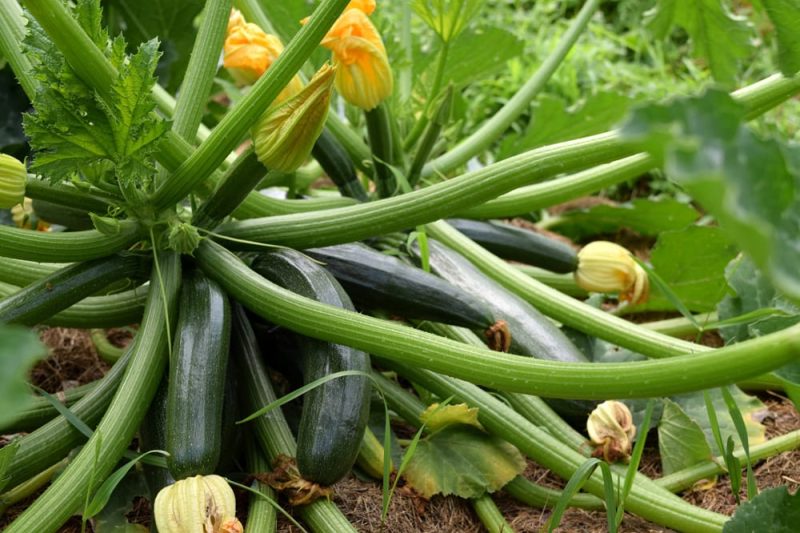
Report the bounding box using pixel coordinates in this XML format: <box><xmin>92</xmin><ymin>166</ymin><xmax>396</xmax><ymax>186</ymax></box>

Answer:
<box><xmin>154</xmin><ymin>475</ymin><xmax>243</xmax><ymax>533</ymax></box>
<box><xmin>252</xmin><ymin>64</ymin><xmax>335</xmax><ymax>172</ymax></box>
<box><xmin>0</xmin><ymin>153</ymin><xmax>26</xmax><ymax>209</ymax></box>
<box><xmin>223</xmin><ymin>9</ymin><xmax>303</xmax><ymax>102</ymax></box>
<box><xmin>319</xmin><ymin>8</ymin><xmax>392</xmax><ymax>110</ymax></box>
<box><xmin>587</xmin><ymin>400</ymin><xmax>636</xmax><ymax>463</ymax></box>
<box><xmin>167</xmin><ymin>221</ymin><xmax>202</xmax><ymax>255</ymax></box>
<box><xmin>574</xmin><ymin>241</ymin><xmax>649</xmax><ymax>304</ymax></box>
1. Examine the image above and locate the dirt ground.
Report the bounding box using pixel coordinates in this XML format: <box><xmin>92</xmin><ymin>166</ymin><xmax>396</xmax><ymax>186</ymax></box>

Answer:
<box><xmin>2</xmin><ymin>327</ymin><xmax>799</xmax><ymax>532</ymax></box>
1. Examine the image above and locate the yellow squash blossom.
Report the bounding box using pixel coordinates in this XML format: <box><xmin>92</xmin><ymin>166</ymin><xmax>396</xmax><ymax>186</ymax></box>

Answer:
<box><xmin>154</xmin><ymin>475</ymin><xmax>243</xmax><ymax>533</ymax></box>
<box><xmin>346</xmin><ymin>0</ymin><xmax>376</xmax><ymax>14</ymax></box>
<box><xmin>319</xmin><ymin>8</ymin><xmax>393</xmax><ymax>110</ymax></box>
<box><xmin>223</xmin><ymin>9</ymin><xmax>303</xmax><ymax>103</ymax></box>
<box><xmin>0</xmin><ymin>153</ymin><xmax>26</xmax><ymax>208</ymax></box>
<box><xmin>574</xmin><ymin>241</ymin><xmax>650</xmax><ymax>304</ymax></box>
<box><xmin>252</xmin><ymin>64</ymin><xmax>336</xmax><ymax>172</ymax></box>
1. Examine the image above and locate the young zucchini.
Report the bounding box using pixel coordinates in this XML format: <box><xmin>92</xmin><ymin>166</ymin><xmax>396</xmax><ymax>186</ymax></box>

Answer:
<box><xmin>166</xmin><ymin>269</ymin><xmax>231</xmax><ymax>479</ymax></box>
<box><xmin>416</xmin><ymin>240</ymin><xmax>594</xmax><ymax>417</ymax></box>
<box><xmin>312</xmin><ymin>128</ymin><xmax>369</xmax><ymax>202</ymax></box>
<box><xmin>447</xmin><ymin>218</ymin><xmax>578</xmax><ymax>274</ymax></box>
<box><xmin>304</xmin><ymin>243</ymin><xmax>497</xmax><ymax>331</ymax></box>
<box><xmin>0</xmin><ymin>252</ymin><xmax>151</xmax><ymax>326</ymax></box>
<box><xmin>250</xmin><ymin>250</ymin><xmax>371</xmax><ymax>486</ymax></box>
<box><xmin>416</xmin><ymin>240</ymin><xmax>587</xmax><ymax>363</ymax></box>
<box><xmin>31</xmin><ymin>198</ymin><xmax>94</xmax><ymax>230</ymax></box>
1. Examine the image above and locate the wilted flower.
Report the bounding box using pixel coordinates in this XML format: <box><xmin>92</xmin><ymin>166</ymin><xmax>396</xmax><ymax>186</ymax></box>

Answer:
<box><xmin>154</xmin><ymin>475</ymin><xmax>243</xmax><ymax>533</ymax></box>
<box><xmin>587</xmin><ymin>400</ymin><xmax>636</xmax><ymax>463</ymax></box>
<box><xmin>318</xmin><ymin>8</ymin><xmax>393</xmax><ymax>110</ymax></box>
<box><xmin>0</xmin><ymin>153</ymin><xmax>26</xmax><ymax>209</ymax></box>
<box><xmin>574</xmin><ymin>241</ymin><xmax>649</xmax><ymax>304</ymax></box>
<box><xmin>223</xmin><ymin>9</ymin><xmax>303</xmax><ymax>102</ymax></box>
<box><xmin>252</xmin><ymin>64</ymin><xmax>335</xmax><ymax>172</ymax></box>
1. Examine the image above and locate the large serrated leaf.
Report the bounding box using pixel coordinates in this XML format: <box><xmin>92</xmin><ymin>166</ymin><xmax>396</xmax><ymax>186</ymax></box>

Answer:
<box><xmin>647</xmin><ymin>0</ymin><xmax>753</xmax><ymax>86</ymax></box>
<box><xmin>0</xmin><ymin>325</ymin><xmax>48</xmax><ymax>428</ymax></box>
<box><xmin>548</xmin><ymin>197</ymin><xmax>698</xmax><ymax>239</ymax></box>
<box><xmin>105</xmin><ymin>0</ymin><xmax>204</xmax><ymax>92</ymax></box>
<box><xmin>671</xmin><ymin>388</ymin><xmax>767</xmax><ymax>456</ymax></box>
<box><xmin>402</xmin><ymin>425</ymin><xmax>525</xmax><ymax>499</ymax></box>
<box><xmin>636</xmin><ymin>226</ymin><xmax>738</xmax><ymax>312</ymax></box>
<box><xmin>499</xmin><ymin>92</ymin><xmax>637</xmax><ymax>159</ymax></box>
<box><xmin>717</xmin><ymin>255</ymin><xmax>800</xmax><ymax>343</ymax></box>
<box><xmin>658</xmin><ymin>399</ymin><xmax>713</xmax><ymax>475</ymax></box>
<box><xmin>723</xmin><ymin>485</ymin><xmax>800</xmax><ymax>533</ymax></box>
<box><xmin>620</xmin><ymin>90</ymin><xmax>800</xmax><ymax>305</ymax></box>
<box><xmin>762</xmin><ymin>0</ymin><xmax>800</xmax><ymax>76</ymax></box>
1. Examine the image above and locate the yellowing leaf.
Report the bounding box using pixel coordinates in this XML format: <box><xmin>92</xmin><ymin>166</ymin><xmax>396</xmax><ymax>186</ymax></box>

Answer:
<box><xmin>402</xmin><ymin>425</ymin><xmax>525</xmax><ymax>499</ymax></box>
<box><xmin>420</xmin><ymin>402</ymin><xmax>482</xmax><ymax>432</ymax></box>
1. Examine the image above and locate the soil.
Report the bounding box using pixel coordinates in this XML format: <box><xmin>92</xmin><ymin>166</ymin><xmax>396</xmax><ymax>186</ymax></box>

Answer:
<box><xmin>2</xmin><ymin>327</ymin><xmax>799</xmax><ymax>532</ymax></box>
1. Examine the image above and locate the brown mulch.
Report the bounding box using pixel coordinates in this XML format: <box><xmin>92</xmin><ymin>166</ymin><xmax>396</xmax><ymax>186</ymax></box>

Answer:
<box><xmin>3</xmin><ymin>328</ymin><xmax>800</xmax><ymax>532</ymax></box>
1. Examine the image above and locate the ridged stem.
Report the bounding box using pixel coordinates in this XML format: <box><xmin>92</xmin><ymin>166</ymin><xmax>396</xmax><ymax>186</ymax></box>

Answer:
<box><xmin>198</xmin><ymin>240</ymin><xmax>800</xmax><ymax>399</ymax></box>
<box><xmin>0</xmin><ymin>380</ymin><xmax>97</xmax><ymax>434</ymax></box>
<box><xmin>244</xmin><ymin>438</ymin><xmax>278</xmax><ymax>533</ymax></box>
<box><xmin>0</xmin><ymin>257</ymin><xmax>64</xmax><ymax>286</ymax></box>
<box><xmin>0</xmin><ymin>0</ymin><xmax>37</xmax><ymax>98</ymax></box>
<box><xmin>25</xmin><ymin>178</ymin><xmax>114</xmax><ymax>215</ymax></box>
<box><xmin>0</xmin><ymin>220</ymin><xmax>142</xmax><ymax>262</ymax></box>
<box><xmin>218</xmin><ymin>132</ymin><xmax>631</xmax><ymax>247</ymax></box>
<box><xmin>471</xmin><ymin>494</ymin><xmax>517</xmax><ymax>533</ymax></box>
<box><xmin>4</xmin><ymin>253</ymin><xmax>180</xmax><ymax>533</ymax></box>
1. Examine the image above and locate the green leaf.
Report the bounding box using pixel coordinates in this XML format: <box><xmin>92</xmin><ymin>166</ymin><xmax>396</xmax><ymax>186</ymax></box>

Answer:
<box><xmin>672</xmin><ymin>388</ymin><xmax>767</xmax><ymax>456</ymax></box>
<box><xmin>22</xmin><ymin>4</ymin><xmax>168</xmax><ymax>188</ymax></box>
<box><xmin>85</xmin><ymin>449</ymin><xmax>168</xmax><ymax>518</ymax></box>
<box><xmin>723</xmin><ymin>486</ymin><xmax>800</xmax><ymax>533</ymax></box>
<box><xmin>762</xmin><ymin>0</ymin><xmax>800</xmax><ymax>76</ymax></box>
<box><xmin>412</xmin><ymin>0</ymin><xmax>485</xmax><ymax>42</ymax></box>
<box><xmin>620</xmin><ymin>90</ymin><xmax>800</xmax><ymax>304</ymax></box>
<box><xmin>647</xmin><ymin>0</ymin><xmax>753</xmax><ymax>86</ymax></box>
<box><xmin>499</xmin><ymin>92</ymin><xmax>637</xmax><ymax>159</ymax></box>
<box><xmin>636</xmin><ymin>226</ymin><xmax>738</xmax><ymax>312</ymax></box>
<box><xmin>105</xmin><ymin>0</ymin><xmax>205</xmax><ymax>92</ymax></box>
<box><xmin>440</xmin><ymin>26</ymin><xmax>524</xmax><ymax>88</ymax></box>
<box><xmin>657</xmin><ymin>399</ymin><xmax>713</xmax><ymax>475</ymax></box>
<box><xmin>548</xmin><ymin>197</ymin><xmax>698</xmax><ymax>239</ymax></box>
<box><xmin>92</xmin><ymin>467</ymin><xmax>150</xmax><ymax>533</ymax></box>
<box><xmin>0</xmin><ymin>441</ymin><xmax>20</xmax><ymax>494</ymax></box>
<box><xmin>402</xmin><ymin>425</ymin><xmax>525</xmax><ymax>498</ymax></box>
<box><xmin>0</xmin><ymin>325</ymin><xmax>48</xmax><ymax>428</ymax></box>
<box><xmin>717</xmin><ymin>255</ymin><xmax>800</xmax><ymax>343</ymax></box>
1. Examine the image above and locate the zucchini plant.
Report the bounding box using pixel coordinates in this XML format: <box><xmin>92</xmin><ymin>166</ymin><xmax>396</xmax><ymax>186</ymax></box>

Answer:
<box><xmin>0</xmin><ymin>0</ymin><xmax>799</xmax><ymax>531</ymax></box>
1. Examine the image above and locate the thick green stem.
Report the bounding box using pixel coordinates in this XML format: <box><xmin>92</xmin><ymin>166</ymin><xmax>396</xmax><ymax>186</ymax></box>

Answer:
<box><xmin>0</xmin><ymin>258</ymin><xmax>64</xmax><ymax>287</ymax></box>
<box><xmin>459</xmin><ymin>153</ymin><xmax>653</xmax><ymax>219</ymax></box>
<box><xmin>0</xmin><ymin>0</ymin><xmax>37</xmax><ymax>98</ymax></box>
<box><xmin>382</xmin><ymin>361</ymin><xmax>727</xmax><ymax>532</ymax></box>
<box><xmin>404</xmin><ymin>39</ymin><xmax>450</xmax><ymax>149</ymax></box>
<box><xmin>366</xmin><ymin>103</ymin><xmax>397</xmax><ymax>198</ymax></box>
<box><xmin>4</xmin><ymin>253</ymin><xmax>180</xmax><ymax>533</ymax></box>
<box><xmin>515</xmin><ymin>265</ymin><xmax>587</xmax><ymax>297</ymax></box>
<box><xmin>219</xmin><ymin>132</ymin><xmax>631</xmax><ymax>247</ymax></box>
<box><xmin>151</xmin><ymin>0</ymin><xmax>351</xmax><ymax>209</ymax></box>
<box><xmin>471</xmin><ymin>494</ymin><xmax>516</xmax><ymax>533</ymax></box>
<box><xmin>422</xmin><ymin>0</ymin><xmax>602</xmax><ymax>178</ymax></box>
<box><xmin>0</xmin><ymin>220</ymin><xmax>142</xmax><ymax>262</ymax></box>
<box><xmin>198</xmin><ymin>240</ymin><xmax>800</xmax><ymax>399</ymax></box>
<box><xmin>171</xmin><ymin>0</ymin><xmax>231</xmax><ymax>142</ymax></box>
<box><xmin>641</xmin><ymin>313</ymin><xmax>717</xmax><ymax>337</ymax></box>
<box><xmin>244</xmin><ymin>438</ymin><xmax>277</xmax><ymax>533</ymax></box>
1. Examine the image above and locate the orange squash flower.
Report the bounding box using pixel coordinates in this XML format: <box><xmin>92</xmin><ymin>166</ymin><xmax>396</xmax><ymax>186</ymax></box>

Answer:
<box><xmin>320</xmin><ymin>8</ymin><xmax>392</xmax><ymax>110</ymax></box>
<box><xmin>223</xmin><ymin>9</ymin><xmax>303</xmax><ymax>103</ymax></box>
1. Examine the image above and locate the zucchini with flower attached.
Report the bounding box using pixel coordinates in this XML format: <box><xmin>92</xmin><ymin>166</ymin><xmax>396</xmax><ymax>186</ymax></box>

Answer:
<box><xmin>166</xmin><ymin>269</ymin><xmax>231</xmax><ymax>479</ymax></box>
<box><xmin>250</xmin><ymin>249</ymin><xmax>371</xmax><ymax>486</ymax></box>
